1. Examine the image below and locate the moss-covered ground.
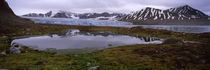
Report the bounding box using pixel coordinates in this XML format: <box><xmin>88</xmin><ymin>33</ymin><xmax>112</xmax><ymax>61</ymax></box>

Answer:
<box><xmin>0</xmin><ymin>23</ymin><xmax>210</xmax><ymax>70</ymax></box>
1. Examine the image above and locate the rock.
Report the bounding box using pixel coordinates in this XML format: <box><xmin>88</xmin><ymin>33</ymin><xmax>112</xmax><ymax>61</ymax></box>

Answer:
<box><xmin>10</xmin><ymin>47</ymin><xmax>21</xmax><ymax>54</ymax></box>
<box><xmin>195</xmin><ymin>56</ymin><xmax>200</xmax><ymax>59</ymax></box>
<box><xmin>201</xmin><ymin>60</ymin><xmax>206</xmax><ymax>64</ymax></box>
<box><xmin>177</xmin><ymin>57</ymin><xmax>183</xmax><ymax>60</ymax></box>
<box><xmin>108</xmin><ymin>44</ymin><xmax>112</xmax><ymax>46</ymax></box>
<box><xmin>2</xmin><ymin>36</ymin><xmax>8</xmax><ymax>38</ymax></box>
<box><xmin>74</xmin><ymin>54</ymin><xmax>79</xmax><ymax>57</ymax></box>
<box><xmin>155</xmin><ymin>50</ymin><xmax>159</xmax><ymax>53</ymax></box>
<box><xmin>26</xmin><ymin>28</ymin><xmax>31</xmax><ymax>31</ymax></box>
<box><xmin>0</xmin><ymin>51</ymin><xmax>6</xmax><ymax>55</ymax></box>
<box><xmin>10</xmin><ymin>43</ymin><xmax>21</xmax><ymax>54</ymax></box>
<box><xmin>163</xmin><ymin>38</ymin><xmax>184</xmax><ymax>44</ymax></box>
<box><xmin>86</xmin><ymin>62</ymin><xmax>91</xmax><ymax>66</ymax></box>
<box><xmin>88</xmin><ymin>66</ymin><xmax>100</xmax><ymax>70</ymax></box>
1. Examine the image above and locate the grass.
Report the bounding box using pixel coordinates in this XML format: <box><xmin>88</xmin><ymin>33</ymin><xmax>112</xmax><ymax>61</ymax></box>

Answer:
<box><xmin>0</xmin><ymin>46</ymin><xmax>98</xmax><ymax>70</ymax></box>
<box><xmin>0</xmin><ymin>38</ymin><xmax>10</xmax><ymax>53</ymax></box>
<box><xmin>0</xmin><ymin>46</ymin><xmax>139</xmax><ymax>70</ymax></box>
<box><xmin>1</xmin><ymin>43</ymin><xmax>209</xmax><ymax>70</ymax></box>
<box><xmin>96</xmin><ymin>43</ymin><xmax>210</xmax><ymax>70</ymax></box>
<box><xmin>0</xmin><ymin>22</ymin><xmax>210</xmax><ymax>70</ymax></box>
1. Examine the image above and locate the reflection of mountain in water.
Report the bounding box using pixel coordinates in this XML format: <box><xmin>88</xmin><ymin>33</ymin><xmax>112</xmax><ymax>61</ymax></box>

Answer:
<box><xmin>11</xmin><ymin>29</ymin><xmax>163</xmax><ymax>54</ymax></box>
<box><xmin>54</xmin><ymin>29</ymin><xmax>161</xmax><ymax>42</ymax></box>
<box><xmin>137</xmin><ymin>36</ymin><xmax>160</xmax><ymax>42</ymax></box>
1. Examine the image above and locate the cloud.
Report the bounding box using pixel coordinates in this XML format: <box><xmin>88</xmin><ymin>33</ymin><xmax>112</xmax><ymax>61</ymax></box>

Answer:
<box><xmin>6</xmin><ymin>0</ymin><xmax>210</xmax><ymax>15</ymax></box>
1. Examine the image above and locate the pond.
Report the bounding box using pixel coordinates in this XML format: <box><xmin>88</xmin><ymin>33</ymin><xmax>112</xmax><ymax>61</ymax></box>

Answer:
<box><xmin>11</xmin><ymin>30</ymin><xmax>163</xmax><ymax>54</ymax></box>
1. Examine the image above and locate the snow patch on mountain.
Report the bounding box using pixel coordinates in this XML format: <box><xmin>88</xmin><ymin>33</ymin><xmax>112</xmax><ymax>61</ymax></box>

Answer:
<box><xmin>23</xmin><ymin>11</ymin><xmax>123</xmax><ymax>20</ymax></box>
<box><xmin>121</xmin><ymin>5</ymin><xmax>209</xmax><ymax>21</ymax></box>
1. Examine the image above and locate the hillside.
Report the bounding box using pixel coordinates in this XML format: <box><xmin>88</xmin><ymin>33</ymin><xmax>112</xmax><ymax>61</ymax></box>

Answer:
<box><xmin>121</xmin><ymin>5</ymin><xmax>210</xmax><ymax>25</ymax></box>
<box><xmin>0</xmin><ymin>0</ymin><xmax>34</xmax><ymax>35</ymax></box>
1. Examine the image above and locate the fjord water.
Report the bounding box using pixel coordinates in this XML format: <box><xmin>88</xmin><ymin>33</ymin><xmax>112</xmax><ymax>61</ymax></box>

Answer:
<box><xmin>138</xmin><ymin>25</ymin><xmax>210</xmax><ymax>33</ymax></box>
<box><xmin>23</xmin><ymin>17</ymin><xmax>210</xmax><ymax>33</ymax></box>
<box><xmin>12</xmin><ymin>30</ymin><xmax>162</xmax><ymax>54</ymax></box>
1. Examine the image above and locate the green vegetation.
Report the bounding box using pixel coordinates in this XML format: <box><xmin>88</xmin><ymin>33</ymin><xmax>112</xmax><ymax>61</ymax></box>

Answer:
<box><xmin>97</xmin><ymin>43</ymin><xmax>210</xmax><ymax>70</ymax></box>
<box><xmin>1</xmin><ymin>43</ymin><xmax>209</xmax><ymax>70</ymax></box>
<box><xmin>0</xmin><ymin>23</ymin><xmax>210</xmax><ymax>70</ymax></box>
<box><xmin>0</xmin><ymin>47</ymin><xmax>100</xmax><ymax>70</ymax></box>
<box><xmin>0</xmin><ymin>38</ymin><xmax>9</xmax><ymax>52</ymax></box>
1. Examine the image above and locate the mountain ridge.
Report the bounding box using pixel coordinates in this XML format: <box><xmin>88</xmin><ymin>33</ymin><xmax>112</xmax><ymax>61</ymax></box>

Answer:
<box><xmin>22</xmin><ymin>5</ymin><xmax>210</xmax><ymax>25</ymax></box>
<box><xmin>120</xmin><ymin>5</ymin><xmax>210</xmax><ymax>25</ymax></box>
<box><xmin>0</xmin><ymin>0</ymin><xmax>33</xmax><ymax>35</ymax></box>
<box><xmin>121</xmin><ymin>5</ymin><xmax>208</xmax><ymax>21</ymax></box>
<box><xmin>23</xmin><ymin>5</ymin><xmax>209</xmax><ymax>21</ymax></box>
<box><xmin>23</xmin><ymin>11</ymin><xmax>123</xmax><ymax>20</ymax></box>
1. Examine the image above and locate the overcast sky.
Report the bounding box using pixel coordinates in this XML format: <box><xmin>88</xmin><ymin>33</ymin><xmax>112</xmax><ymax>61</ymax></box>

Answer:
<box><xmin>6</xmin><ymin>0</ymin><xmax>210</xmax><ymax>15</ymax></box>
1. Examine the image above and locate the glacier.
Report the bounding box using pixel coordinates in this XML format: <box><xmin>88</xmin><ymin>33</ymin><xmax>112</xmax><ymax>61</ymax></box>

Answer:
<box><xmin>22</xmin><ymin>16</ymin><xmax>132</xmax><ymax>26</ymax></box>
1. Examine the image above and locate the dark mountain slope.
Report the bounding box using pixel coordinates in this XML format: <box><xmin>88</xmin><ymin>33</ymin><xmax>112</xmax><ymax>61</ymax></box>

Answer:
<box><xmin>168</xmin><ymin>5</ymin><xmax>208</xmax><ymax>19</ymax></box>
<box><xmin>0</xmin><ymin>0</ymin><xmax>33</xmax><ymax>35</ymax></box>
<box><xmin>0</xmin><ymin>0</ymin><xmax>15</xmax><ymax>16</ymax></box>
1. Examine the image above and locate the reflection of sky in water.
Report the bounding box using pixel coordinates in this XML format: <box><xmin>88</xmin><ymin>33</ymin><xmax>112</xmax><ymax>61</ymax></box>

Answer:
<box><xmin>12</xmin><ymin>31</ymin><xmax>162</xmax><ymax>51</ymax></box>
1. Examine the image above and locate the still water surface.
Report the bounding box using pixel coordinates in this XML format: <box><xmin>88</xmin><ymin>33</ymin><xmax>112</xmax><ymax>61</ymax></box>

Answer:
<box><xmin>12</xmin><ymin>30</ymin><xmax>162</xmax><ymax>54</ymax></box>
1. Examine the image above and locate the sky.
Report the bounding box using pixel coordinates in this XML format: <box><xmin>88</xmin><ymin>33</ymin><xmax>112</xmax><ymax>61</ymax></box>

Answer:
<box><xmin>6</xmin><ymin>0</ymin><xmax>210</xmax><ymax>15</ymax></box>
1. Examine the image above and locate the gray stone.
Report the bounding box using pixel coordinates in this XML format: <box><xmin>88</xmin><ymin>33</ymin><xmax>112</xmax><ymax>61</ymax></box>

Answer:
<box><xmin>74</xmin><ymin>54</ymin><xmax>79</xmax><ymax>57</ymax></box>
<box><xmin>86</xmin><ymin>62</ymin><xmax>91</xmax><ymax>66</ymax></box>
<box><xmin>2</xmin><ymin>36</ymin><xmax>8</xmax><ymax>38</ymax></box>
<box><xmin>202</xmin><ymin>60</ymin><xmax>206</xmax><ymax>64</ymax></box>
<box><xmin>195</xmin><ymin>56</ymin><xmax>200</xmax><ymax>59</ymax></box>
<box><xmin>10</xmin><ymin>47</ymin><xmax>21</xmax><ymax>54</ymax></box>
<box><xmin>10</xmin><ymin>43</ymin><xmax>21</xmax><ymax>54</ymax></box>
<box><xmin>0</xmin><ymin>51</ymin><xmax>6</xmax><ymax>55</ymax></box>
<box><xmin>177</xmin><ymin>57</ymin><xmax>183</xmax><ymax>60</ymax></box>
<box><xmin>26</xmin><ymin>28</ymin><xmax>31</xmax><ymax>31</ymax></box>
<box><xmin>88</xmin><ymin>66</ymin><xmax>99</xmax><ymax>70</ymax></box>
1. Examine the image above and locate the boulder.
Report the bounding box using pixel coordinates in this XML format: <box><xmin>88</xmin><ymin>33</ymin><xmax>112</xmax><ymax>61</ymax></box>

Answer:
<box><xmin>10</xmin><ymin>43</ymin><xmax>21</xmax><ymax>54</ymax></box>
<box><xmin>0</xmin><ymin>51</ymin><xmax>6</xmax><ymax>55</ymax></box>
<box><xmin>88</xmin><ymin>66</ymin><xmax>100</xmax><ymax>70</ymax></box>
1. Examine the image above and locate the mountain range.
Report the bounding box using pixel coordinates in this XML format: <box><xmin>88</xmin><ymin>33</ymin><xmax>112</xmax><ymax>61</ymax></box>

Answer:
<box><xmin>23</xmin><ymin>11</ymin><xmax>124</xmax><ymax>20</ymax></box>
<box><xmin>23</xmin><ymin>5</ymin><xmax>210</xmax><ymax>25</ymax></box>
<box><xmin>120</xmin><ymin>5</ymin><xmax>209</xmax><ymax>24</ymax></box>
<box><xmin>122</xmin><ymin>5</ymin><xmax>208</xmax><ymax>21</ymax></box>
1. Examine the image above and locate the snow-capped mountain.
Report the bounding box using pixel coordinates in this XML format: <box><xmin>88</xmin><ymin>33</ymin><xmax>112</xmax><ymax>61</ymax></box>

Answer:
<box><xmin>121</xmin><ymin>5</ymin><xmax>209</xmax><ymax>21</ymax></box>
<box><xmin>23</xmin><ymin>11</ymin><xmax>79</xmax><ymax>19</ymax></box>
<box><xmin>52</xmin><ymin>11</ymin><xmax>79</xmax><ymax>19</ymax></box>
<box><xmin>23</xmin><ymin>11</ymin><xmax>52</xmax><ymax>17</ymax></box>
<box><xmin>78</xmin><ymin>12</ymin><xmax>122</xmax><ymax>19</ymax></box>
<box><xmin>122</xmin><ymin>7</ymin><xmax>176</xmax><ymax>21</ymax></box>
<box><xmin>23</xmin><ymin>11</ymin><xmax>123</xmax><ymax>20</ymax></box>
<box><xmin>167</xmin><ymin>5</ymin><xmax>208</xmax><ymax>20</ymax></box>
